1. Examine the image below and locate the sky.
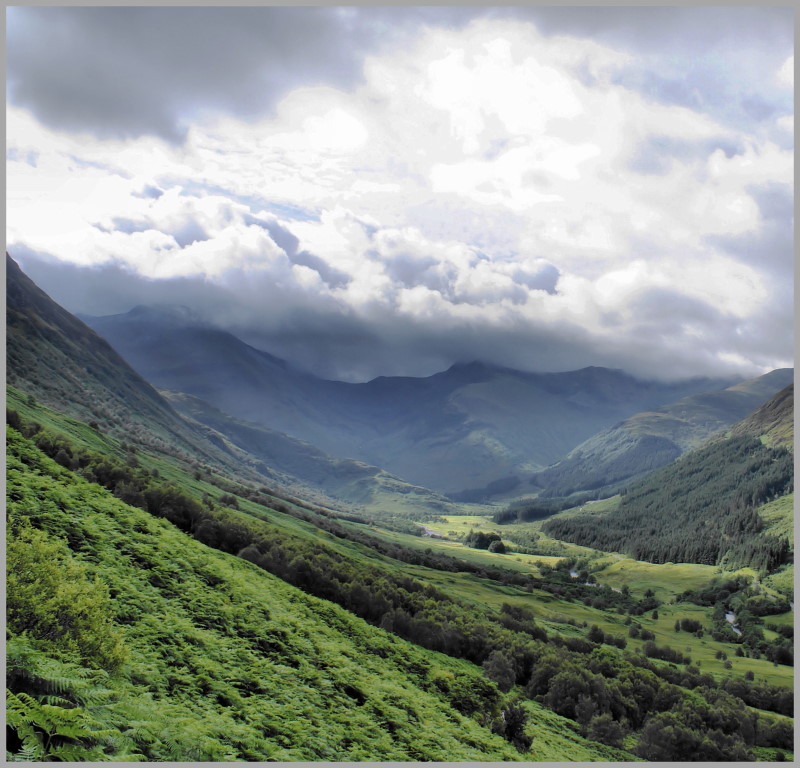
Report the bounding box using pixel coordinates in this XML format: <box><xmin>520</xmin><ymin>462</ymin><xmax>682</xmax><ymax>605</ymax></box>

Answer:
<box><xmin>6</xmin><ymin>6</ymin><xmax>794</xmax><ymax>383</ymax></box>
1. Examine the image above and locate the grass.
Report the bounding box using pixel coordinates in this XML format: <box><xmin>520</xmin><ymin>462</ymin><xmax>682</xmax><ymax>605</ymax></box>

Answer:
<box><xmin>8</xmin><ymin>414</ymin><xmax>636</xmax><ymax>762</ymax></box>
<box><xmin>8</xmin><ymin>392</ymin><xmax>794</xmax><ymax>758</ymax></box>
<box><xmin>763</xmin><ymin>565</ymin><xmax>794</xmax><ymax>599</ymax></box>
<box><xmin>757</xmin><ymin>493</ymin><xmax>794</xmax><ymax>545</ymax></box>
<box><xmin>592</xmin><ymin>559</ymin><xmax>723</xmax><ymax>602</ymax></box>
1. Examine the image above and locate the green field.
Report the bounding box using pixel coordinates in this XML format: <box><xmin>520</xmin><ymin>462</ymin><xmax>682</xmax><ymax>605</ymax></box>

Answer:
<box><xmin>354</xmin><ymin>514</ymin><xmax>793</xmax><ymax>691</ymax></box>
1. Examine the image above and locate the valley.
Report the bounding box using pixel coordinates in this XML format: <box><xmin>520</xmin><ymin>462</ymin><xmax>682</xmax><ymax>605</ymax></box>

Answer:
<box><xmin>6</xmin><ymin>254</ymin><xmax>794</xmax><ymax>762</ymax></box>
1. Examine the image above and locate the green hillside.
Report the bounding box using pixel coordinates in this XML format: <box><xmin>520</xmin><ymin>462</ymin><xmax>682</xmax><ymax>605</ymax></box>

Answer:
<box><xmin>526</xmin><ymin>370</ymin><xmax>793</xmax><ymax>501</ymax></box>
<box><xmin>6</xmin><ymin>426</ymin><xmax>537</xmax><ymax>761</ymax></box>
<box><xmin>543</xmin><ymin>435</ymin><xmax>792</xmax><ymax>571</ymax></box>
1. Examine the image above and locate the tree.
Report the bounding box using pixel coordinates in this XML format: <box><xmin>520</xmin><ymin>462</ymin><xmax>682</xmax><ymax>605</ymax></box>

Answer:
<box><xmin>587</xmin><ymin>713</ymin><xmax>625</xmax><ymax>748</ymax></box>
<box><xmin>587</xmin><ymin>624</ymin><xmax>605</xmax><ymax>644</ymax></box>
<box><xmin>492</xmin><ymin>703</ymin><xmax>531</xmax><ymax>752</ymax></box>
<box><xmin>482</xmin><ymin>650</ymin><xmax>515</xmax><ymax>692</ymax></box>
<box><xmin>488</xmin><ymin>540</ymin><xmax>506</xmax><ymax>554</ymax></box>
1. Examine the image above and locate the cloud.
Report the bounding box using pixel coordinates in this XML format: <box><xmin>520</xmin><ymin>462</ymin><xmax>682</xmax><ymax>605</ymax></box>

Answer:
<box><xmin>6</xmin><ymin>10</ymin><xmax>794</xmax><ymax>383</ymax></box>
<box><xmin>7</xmin><ymin>6</ymin><xmax>792</xmax><ymax>143</ymax></box>
<box><xmin>777</xmin><ymin>55</ymin><xmax>794</xmax><ymax>88</ymax></box>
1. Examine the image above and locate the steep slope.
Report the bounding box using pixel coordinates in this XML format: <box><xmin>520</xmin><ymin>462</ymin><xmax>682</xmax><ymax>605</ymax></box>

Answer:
<box><xmin>7</xmin><ymin>400</ymin><xmax>791</xmax><ymax>762</ymax></box>
<box><xmin>7</xmin><ymin>329</ymin><xmax>792</xmax><ymax>762</ymax></box>
<box><xmin>83</xmin><ymin>305</ymin><xmax>733</xmax><ymax>494</ymax></box>
<box><xmin>730</xmin><ymin>383</ymin><xmax>794</xmax><ymax>449</ymax></box>
<box><xmin>6</xmin><ymin>427</ymin><xmax>533</xmax><ymax>762</ymax></box>
<box><xmin>522</xmin><ymin>369</ymin><xmax>793</xmax><ymax>500</ymax></box>
<box><xmin>542</xmin><ymin>391</ymin><xmax>795</xmax><ymax>573</ymax></box>
<box><xmin>6</xmin><ymin>254</ymin><xmax>264</xmax><ymax>481</ymax></box>
<box><xmin>6</xmin><ymin>254</ymin><xmax>453</xmax><ymax>514</ymax></box>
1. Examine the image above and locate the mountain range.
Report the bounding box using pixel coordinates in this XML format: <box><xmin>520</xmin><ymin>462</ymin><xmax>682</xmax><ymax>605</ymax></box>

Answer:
<box><xmin>83</xmin><ymin>304</ymin><xmax>772</xmax><ymax>499</ymax></box>
<box><xmin>7</xmin><ymin>255</ymin><xmax>458</xmax><ymax>516</ymax></box>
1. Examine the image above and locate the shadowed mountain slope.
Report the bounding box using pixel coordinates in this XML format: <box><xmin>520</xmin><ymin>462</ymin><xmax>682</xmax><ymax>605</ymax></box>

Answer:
<box><xmin>730</xmin><ymin>383</ymin><xmax>794</xmax><ymax>449</ymax></box>
<box><xmin>164</xmin><ymin>390</ymin><xmax>456</xmax><ymax>516</ymax></box>
<box><xmin>6</xmin><ymin>255</ymin><xmax>213</xmax><ymax>460</ymax></box>
<box><xmin>6</xmin><ymin>254</ymin><xmax>459</xmax><ymax>513</ymax></box>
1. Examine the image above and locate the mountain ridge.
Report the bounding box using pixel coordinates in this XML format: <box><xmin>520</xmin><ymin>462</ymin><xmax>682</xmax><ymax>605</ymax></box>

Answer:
<box><xmin>82</xmin><ymin>303</ymin><xmax>738</xmax><ymax>494</ymax></box>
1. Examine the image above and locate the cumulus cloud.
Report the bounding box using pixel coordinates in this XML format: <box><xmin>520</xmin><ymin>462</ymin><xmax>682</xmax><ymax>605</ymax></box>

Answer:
<box><xmin>6</xmin><ymin>9</ymin><xmax>794</xmax><ymax>383</ymax></box>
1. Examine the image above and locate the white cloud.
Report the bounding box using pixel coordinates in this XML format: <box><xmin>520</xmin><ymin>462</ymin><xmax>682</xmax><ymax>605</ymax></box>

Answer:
<box><xmin>6</xmin><ymin>16</ymin><xmax>793</xmax><ymax>381</ymax></box>
<box><xmin>777</xmin><ymin>55</ymin><xmax>793</xmax><ymax>88</ymax></box>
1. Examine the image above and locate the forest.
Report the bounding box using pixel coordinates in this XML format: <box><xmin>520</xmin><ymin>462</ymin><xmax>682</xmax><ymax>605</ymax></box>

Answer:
<box><xmin>542</xmin><ymin>436</ymin><xmax>792</xmax><ymax>570</ymax></box>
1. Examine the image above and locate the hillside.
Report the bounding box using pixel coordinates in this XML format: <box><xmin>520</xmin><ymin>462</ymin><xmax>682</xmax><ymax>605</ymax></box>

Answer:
<box><xmin>542</xmin><ymin>389</ymin><xmax>794</xmax><ymax>573</ymax></box>
<box><xmin>8</xmin><ymin>394</ymin><xmax>793</xmax><ymax>762</ymax></box>
<box><xmin>6</xmin><ymin>258</ymin><xmax>794</xmax><ymax>762</ymax></box>
<box><xmin>6</xmin><ymin>254</ymin><xmax>278</xmax><ymax>487</ymax></box>
<box><xmin>6</xmin><ymin>255</ymin><xmax>453</xmax><ymax>517</ymax></box>
<box><xmin>6</xmin><ymin>425</ymin><xmax>540</xmax><ymax>761</ymax></box>
<box><xmin>522</xmin><ymin>369</ymin><xmax>793</xmax><ymax>500</ymax></box>
<box><xmin>730</xmin><ymin>383</ymin><xmax>794</xmax><ymax>449</ymax></box>
<box><xmin>84</xmin><ymin>305</ymin><xmax>733</xmax><ymax>495</ymax></box>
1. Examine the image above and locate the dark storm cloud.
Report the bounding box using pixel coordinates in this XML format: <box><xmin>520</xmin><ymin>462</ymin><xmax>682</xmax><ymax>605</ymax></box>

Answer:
<box><xmin>8</xmin><ymin>7</ymin><xmax>370</xmax><ymax>142</ymax></box>
<box><xmin>11</xmin><ymin>247</ymin><xmax>236</xmax><ymax>320</ymax></box>
<box><xmin>6</xmin><ymin>6</ymin><xmax>478</xmax><ymax>142</ymax></box>
<box><xmin>8</xmin><ymin>6</ymin><xmax>792</xmax><ymax>142</ymax></box>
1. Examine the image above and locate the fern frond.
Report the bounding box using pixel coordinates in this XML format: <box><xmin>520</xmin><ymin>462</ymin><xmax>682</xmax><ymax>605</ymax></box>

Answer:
<box><xmin>48</xmin><ymin>743</ymin><xmax>108</xmax><ymax>762</ymax></box>
<box><xmin>8</xmin><ymin>743</ymin><xmax>40</xmax><ymax>762</ymax></box>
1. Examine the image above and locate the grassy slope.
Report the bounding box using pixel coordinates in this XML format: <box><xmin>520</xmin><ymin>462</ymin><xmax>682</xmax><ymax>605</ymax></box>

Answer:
<box><xmin>729</xmin><ymin>383</ymin><xmax>793</xmax><ymax>450</ymax></box>
<box><xmin>19</xmin><ymin>387</ymin><xmax>790</xmax><ymax>698</ymax></box>
<box><xmin>7</xmin><ymin>423</ymin><xmax>634</xmax><ymax>762</ymax></box>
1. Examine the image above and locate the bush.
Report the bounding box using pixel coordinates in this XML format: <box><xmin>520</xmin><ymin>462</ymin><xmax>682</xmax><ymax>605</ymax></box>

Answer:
<box><xmin>6</xmin><ymin>524</ymin><xmax>127</xmax><ymax>671</ymax></box>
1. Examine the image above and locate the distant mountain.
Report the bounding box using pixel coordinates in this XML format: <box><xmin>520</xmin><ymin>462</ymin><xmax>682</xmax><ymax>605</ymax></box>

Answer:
<box><xmin>519</xmin><ymin>369</ymin><xmax>794</xmax><ymax>501</ymax></box>
<box><xmin>164</xmin><ymin>390</ymin><xmax>456</xmax><ymax>516</ymax></box>
<box><xmin>83</xmin><ymin>305</ymin><xmax>734</xmax><ymax>495</ymax></box>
